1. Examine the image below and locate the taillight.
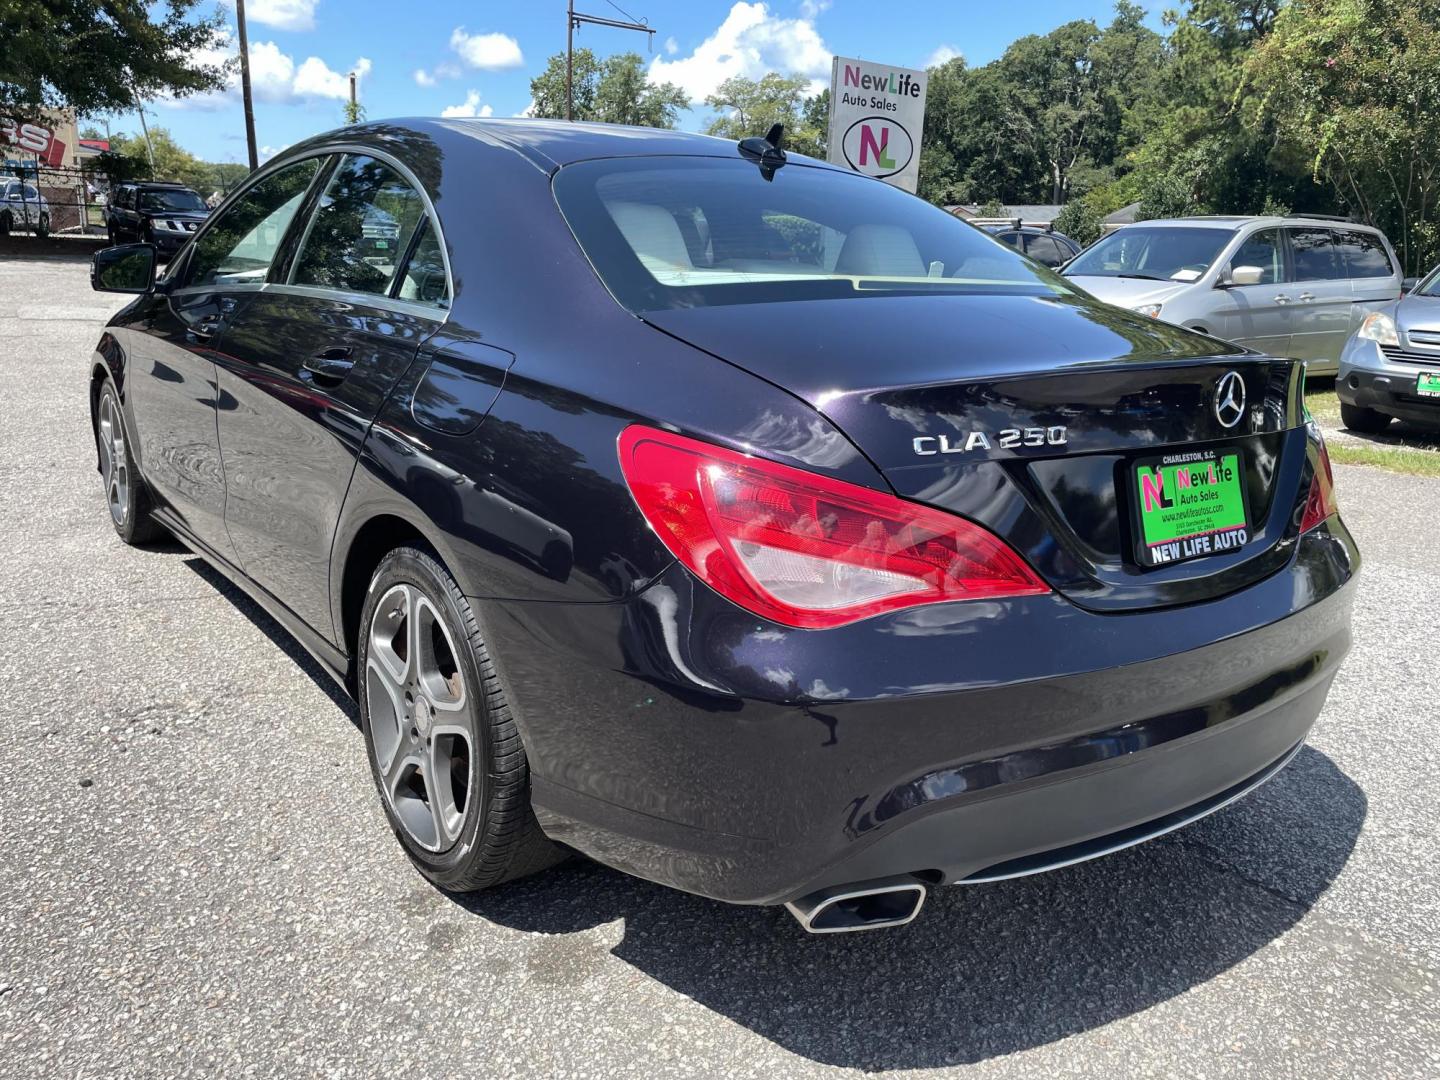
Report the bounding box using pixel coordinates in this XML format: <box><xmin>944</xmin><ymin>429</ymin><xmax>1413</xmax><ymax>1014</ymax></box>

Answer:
<box><xmin>1299</xmin><ymin>435</ymin><xmax>1339</xmax><ymax>533</ymax></box>
<box><xmin>617</xmin><ymin>426</ymin><xmax>1048</xmax><ymax>629</ymax></box>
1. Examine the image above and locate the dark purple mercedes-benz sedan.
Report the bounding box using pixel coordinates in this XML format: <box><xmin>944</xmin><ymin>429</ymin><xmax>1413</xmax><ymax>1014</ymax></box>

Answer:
<box><xmin>87</xmin><ymin>119</ymin><xmax>1357</xmax><ymax>932</ymax></box>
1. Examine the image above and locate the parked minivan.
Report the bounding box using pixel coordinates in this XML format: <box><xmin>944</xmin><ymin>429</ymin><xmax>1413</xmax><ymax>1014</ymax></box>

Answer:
<box><xmin>1064</xmin><ymin>216</ymin><xmax>1402</xmax><ymax>374</ymax></box>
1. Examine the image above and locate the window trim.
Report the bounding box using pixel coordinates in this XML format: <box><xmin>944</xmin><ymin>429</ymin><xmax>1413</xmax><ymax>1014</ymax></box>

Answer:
<box><xmin>170</xmin><ymin>142</ymin><xmax>454</xmax><ymax>316</ymax></box>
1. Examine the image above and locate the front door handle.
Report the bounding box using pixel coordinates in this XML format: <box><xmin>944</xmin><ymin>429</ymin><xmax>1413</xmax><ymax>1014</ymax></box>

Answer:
<box><xmin>302</xmin><ymin>346</ymin><xmax>355</xmax><ymax>384</ymax></box>
<box><xmin>190</xmin><ymin>312</ymin><xmax>224</xmax><ymax>339</ymax></box>
<box><xmin>1273</xmin><ymin>293</ymin><xmax>1291</xmax><ymax>305</ymax></box>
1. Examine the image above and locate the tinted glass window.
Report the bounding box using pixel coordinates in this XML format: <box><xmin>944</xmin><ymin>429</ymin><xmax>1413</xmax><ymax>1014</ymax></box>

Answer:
<box><xmin>1064</xmin><ymin>226</ymin><xmax>1234</xmax><ymax>282</ymax></box>
<box><xmin>996</xmin><ymin>232</ymin><xmax>1021</xmax><ymax>248</ymax></box>
<box><xmin>1024</xmin><ymin>234</ymin><xmax>1066</xmax><ymax>266</ymax></box>
<box><xmin>290</xmin><ymin>154</ymin><xmax>427</xmax><ymax>297</ymax></box>
<box><xmin>140</xmin><ymin>188</ymin><xmax>206</xmax><ymax>213</ymax></box>
<box><xmin>1336</xmin><ymin>230</ymin><xmax>1393</xmax><ymax>278</ymax></box>
<box><xmin>554</xmin><ymin>158</ymin><xmax>1069</xmax><ymax>313</ymax></box>
<box><xmin>394</xmin><ymin>220</ymin><xmax>450</xmax><ymax>307</ymax></box>
<box><xmin>1288</xmin><ymin>228</ymin><xmax>1345</xmax><ymax>281</ymax></box>
<box><xmin>1228</xmin><ymin>228</ymin><xmax>1286</xmax><ymax>285</ymax></box>
<box><xmin>188</xmin><ymin>158</ymin><xmax>321</xmax><ymax>287</ymax></box>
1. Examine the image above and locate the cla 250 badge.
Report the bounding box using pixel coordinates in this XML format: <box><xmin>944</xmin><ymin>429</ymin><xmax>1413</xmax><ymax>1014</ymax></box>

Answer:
<box><xmin>913</xmin><ymin>426</ymin><xmax>1067</xmax><ymax>455</ymax></box>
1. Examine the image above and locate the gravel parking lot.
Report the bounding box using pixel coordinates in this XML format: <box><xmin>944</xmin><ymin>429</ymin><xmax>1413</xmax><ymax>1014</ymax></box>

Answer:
<box><xmin>1</xmin><ymin>251</ymin><xmax>1436</xmax><ymax>1079</ymax></box>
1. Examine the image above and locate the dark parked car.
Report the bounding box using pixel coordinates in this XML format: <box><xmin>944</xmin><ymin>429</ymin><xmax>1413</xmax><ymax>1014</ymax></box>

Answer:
<box><xmin>979</xmin><ymin>221</ymin><xmax>1082</xmax><ymax>267</ymax></box>
<box><xmin>106</xmin><ymin>181</ymin><xmax>210</xmax><ymax>257</ymax></box>
<box><xmin>87</xmin><ymin>119</ymin><xmax>1357</xmax><ymax>933</ymax></box>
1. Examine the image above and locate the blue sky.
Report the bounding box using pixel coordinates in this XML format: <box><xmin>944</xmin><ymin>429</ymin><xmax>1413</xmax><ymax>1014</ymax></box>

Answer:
<box><xmin>123</xmin><ymin>1</ymin><xmax>1168</xmax><ymax>165</ymax></box>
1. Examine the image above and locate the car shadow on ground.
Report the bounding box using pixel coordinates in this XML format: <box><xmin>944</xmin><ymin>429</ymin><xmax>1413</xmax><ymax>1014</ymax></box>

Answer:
<box><xmin>1336</xmin><ymin>419</ymin><xmax>1440</xmax><ymax>452</ymax></box>
<box><xmin>174</xmin><ymin>550</ymin><xmax>1366</xmax><ymax>1069</ymax></box>
<box><xmin>179</xmin><ymin>556</ymin><xmax>358</xmax><ymax>720</ymax></box>
<box><xmin>454</xmin><ymin>747</ymin><xmax>1364</xmax><ymax>1070</ymax></box>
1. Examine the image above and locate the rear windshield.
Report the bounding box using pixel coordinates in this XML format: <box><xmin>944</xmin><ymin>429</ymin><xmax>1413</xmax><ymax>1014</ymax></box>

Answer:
<box><xmin>140</xmin><ymin>189</ymin><xmax>206</xmax><ymax>213</ymax></box>
<box><xmin>1065</xmin><ymin>226</ymin><xmax>1235</xmax><ymax>283</ymax></box>
<box><xmin>553</xmin><ymin>156</ymin><xmax>1072</xmax><ymax>313</ymax></box>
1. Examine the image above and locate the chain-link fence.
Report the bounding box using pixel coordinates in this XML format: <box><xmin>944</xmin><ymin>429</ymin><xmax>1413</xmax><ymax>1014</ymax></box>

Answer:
<box><xmin>0</xmin><ymin>159</ymin><xmax>109</xmax><ymax>236</ymax></box>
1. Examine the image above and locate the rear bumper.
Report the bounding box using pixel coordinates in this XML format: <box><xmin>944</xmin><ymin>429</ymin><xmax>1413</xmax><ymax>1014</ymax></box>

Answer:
<box><xmin>479</xmin><ymin>518</ymin><xmax>1358</xmax><ymax>905</ymax></box>
<box><xmin>1338</xmin><ymin>338</ymin><xmax>1440</xmax><ymax>426</ymax></box>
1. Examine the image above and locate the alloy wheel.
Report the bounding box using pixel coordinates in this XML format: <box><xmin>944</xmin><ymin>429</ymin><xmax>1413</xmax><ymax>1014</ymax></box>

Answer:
<box><xmin>97</xmin><ymin>394</ymin><xmax>129</xmax><ymax>526</ymax></box>
<box><xmin>365</xmin><ymin>583</ymin><xmax>476</xmax><ymax>852</ymax></box>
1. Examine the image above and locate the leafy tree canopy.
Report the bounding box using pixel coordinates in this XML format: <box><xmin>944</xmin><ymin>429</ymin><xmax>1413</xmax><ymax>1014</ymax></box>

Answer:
<box><xmin>529</xmin><ymin>49</ymin><xmax>689</xmax><ymax>129</ymax></box>
<box><xmin>703</xmin><ymin>73</ymin><xmax>827</xmax><ymax>158</ymax></box>
<box><xmin>0</xmin><ymin>0</ymin><xmax>229</xmax><ymax>121</ymax></box>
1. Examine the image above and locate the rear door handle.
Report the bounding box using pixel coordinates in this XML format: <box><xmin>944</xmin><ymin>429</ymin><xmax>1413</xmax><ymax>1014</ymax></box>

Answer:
<box><xmin>1297</xmin><ymin>292</ymin><xmax>1316</xmax><ymax>302</ymax></box>
<box><xmin>302</xmin><ymin>346</ymin><xmax>355</xmax><ymax>383</ymax></box>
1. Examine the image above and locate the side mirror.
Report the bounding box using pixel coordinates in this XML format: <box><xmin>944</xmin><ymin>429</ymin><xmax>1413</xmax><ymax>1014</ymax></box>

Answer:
<box><xmin>1225</xmin><ymin>265</ymin><xmax>1265</xmax><ymax>287</ymax></box>
<box><xmin>92</xmin><ymin>243</ymin><xmax>157</xmax><ymax>294</ymax></box>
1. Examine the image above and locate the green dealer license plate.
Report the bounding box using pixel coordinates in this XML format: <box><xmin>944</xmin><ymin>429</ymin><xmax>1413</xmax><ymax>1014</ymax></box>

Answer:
<box><xmin>1132</xmin><ymin>447</ymin><xmax>1250</xmax><ymax>567</ymax></box>
<box><xmin>1417</xmin><ymin>373</ymin><xmax>1440</xmax><ymax>398</ymax></box>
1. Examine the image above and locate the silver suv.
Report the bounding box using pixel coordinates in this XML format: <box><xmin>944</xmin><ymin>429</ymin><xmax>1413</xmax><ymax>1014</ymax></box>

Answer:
<box><xmin>0</xmin><ymin>177</ymin><xmax>50</xmax><ymax>238</ymax></box>
<box><xmin>1064</xmin><ymin>216</ymin><xmax>1402</xmax><ymax>374</ymax></box>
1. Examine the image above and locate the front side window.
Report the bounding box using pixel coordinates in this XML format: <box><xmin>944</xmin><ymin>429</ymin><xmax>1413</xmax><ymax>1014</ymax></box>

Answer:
<box><xmin>1228</xmin><ymin>228</ymin><xmax>1287</xmax><ymax>285</ymax></box>
<box><xmin>1335</xmin><ymin>230</ymin><xmax>1393</xmax><ymax>278</ymax></box>
<box><xmin>1065</xmin><ymin>226</ymin><xmax>1235</xmax><ymax>282</ymax></box>
<box><xmin>290</xmin><ymin>154</ymin><xmax>428</xmax><ymax>297</ymax></box>
<box><xmin>187</xmin><ymin>158</ymin><xmax>321</xmax><ymax>287</ymax></box>
<box><xmin>554</xmin><ymin>157</ymin><xmax>1068</xmax><ymax>313</ymax></box>
<box><xmin>1287</xmin><ymin>228</ymin><xmax>1345</xmax><ymax>281</ymax></box>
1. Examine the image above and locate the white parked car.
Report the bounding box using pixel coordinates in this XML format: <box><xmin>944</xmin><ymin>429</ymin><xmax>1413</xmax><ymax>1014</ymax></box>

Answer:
<box><xmin>0</xmin><ymin>177</ymin><xmax>50</xmax><ymax>237</ymax></box>
<box><xmin>1064</xmin><ymin>216</ymin><xmax>1402</xmax><ymax>374</ymax></box>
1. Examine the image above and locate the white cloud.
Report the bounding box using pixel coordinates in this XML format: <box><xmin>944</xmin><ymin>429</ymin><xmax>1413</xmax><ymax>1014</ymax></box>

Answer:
<box><xmin>157</xmin><ymin>30</ymin><xmax>372</xmax><ymax>109</ymax></box>
<box><xmin>258</xmin><ymin>143</ymin><xmax>287</xmax><ymax>161</ymax></box>
<box><xmin>647</xmin><ymin>2</ymin><xmax>832</xmax><ymax>103</ymax></box>
<box><xmin>293</xmin><ymin>54</ymin><xmax>370</xmax><ymax>99</ymax></box>
<box><xmin>799</xmin><ymin>0</ymin><xmax>831</xmax><ymax>16</ymax></box>
<box><xmin>440</xmin><ymin>90</ymin><xmax>493</xmax><ymax>118</ymax></box>
<box><xmin>413</xmin><ymin>68</ymin><xmax>436</xmax><ymax>87</ymax></box>
<box><xmin>924</xmin><ymin>44</ymin><xmax>962</xmax><ymax>69</ymax></box>
<box><xmin>664</xmin><ymin>36</ymin><xmax>678</xmax><ymax>55</ymax></box>
<box><xmin>247</xmin><ymin>0</ymin><xmax>318</xmax><ymax>31</ymax></box>
<box><xmin>449</xmin><ymin>27</ymin><xmax>524</xmax><ymax>71</ymax></box>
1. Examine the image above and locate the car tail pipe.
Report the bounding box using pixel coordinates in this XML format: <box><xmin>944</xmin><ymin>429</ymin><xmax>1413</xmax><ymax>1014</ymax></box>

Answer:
<box><xmin>784</xmin><ymin>876</ymin><xmax>929</xmax><ymax>933</ymax></box>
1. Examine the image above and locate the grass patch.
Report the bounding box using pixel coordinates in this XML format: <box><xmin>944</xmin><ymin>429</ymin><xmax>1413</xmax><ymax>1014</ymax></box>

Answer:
<box><xmin>1304</xmin><ymin>380</ymin><xmax>1342</xmax><ymax>422</ymax></box>
<box><xmin>1329</xmin><ymin>442</ymin><xmax>1440</xmax><ymax>479</ymax></box>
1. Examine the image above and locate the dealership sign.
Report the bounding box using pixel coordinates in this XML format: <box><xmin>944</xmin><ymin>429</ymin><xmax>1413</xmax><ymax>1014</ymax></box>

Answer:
<box><xmin>0</xmin><ymin>118</ymin><xmax>67</xmax><ymax>167</ymax></box>
<box><xmin>826</xmin><ymin>56</ymin><xmax>928</xmax><ymax>193</ymax></box>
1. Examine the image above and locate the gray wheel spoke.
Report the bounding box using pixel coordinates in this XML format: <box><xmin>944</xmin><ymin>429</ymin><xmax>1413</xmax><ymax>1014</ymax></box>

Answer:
<box><xmin>97</xmin><ymin>396</ymin><xmax>128</xmax><ymax>525</ymax></box>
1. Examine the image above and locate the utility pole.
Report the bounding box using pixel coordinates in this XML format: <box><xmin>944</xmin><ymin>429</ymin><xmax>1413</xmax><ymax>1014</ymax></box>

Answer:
<box><xmin>566</xmin><ymin>0</ymin><xmax>655</xmax><ymax>122</ymax></box>
<box><xmin>236</xmin><ymin>0</ymin><xmax>259</xmax><ymax>171</ymax></box>
<box><xmin>134</xmin><ymin>101</ymin><xmax>155</xmax><ymax>172</ymax></box>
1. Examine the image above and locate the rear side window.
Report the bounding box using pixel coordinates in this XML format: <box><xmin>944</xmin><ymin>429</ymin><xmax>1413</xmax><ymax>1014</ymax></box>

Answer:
<box><xmin>1229</xmin><ymin>228</ymin><xmax>1286</xmax><ymax>285</ymax></box>
<box><xmin>1336</xmin><ymin>230</ymin><xmax>1393</xmax><ymax>278</ymax></box>
<box><xmin>187</xmin><ymin>158</ymin><xmax>321</xmax><ymax>287</ymax></box>
<box><xmin>1287</xmin><ymin>228</ymin><xmax>1345</xmax><ymax>281</ymax></box>
<box><xmin>290</xmin><ymin>154</ymin><xmax>428</xmax><ymax>298</ymax></box>
<box><xmin>1024</xmin><ymin>234</ymin><xmax>1066</xmax><ymax>267</ymax></box>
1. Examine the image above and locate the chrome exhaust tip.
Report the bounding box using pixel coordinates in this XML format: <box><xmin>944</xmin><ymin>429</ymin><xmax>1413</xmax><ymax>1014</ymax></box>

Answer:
<box><xmin>784</xmin><ymin>877</ymin><xmax>928</xmax><ymax>933</ymax></box>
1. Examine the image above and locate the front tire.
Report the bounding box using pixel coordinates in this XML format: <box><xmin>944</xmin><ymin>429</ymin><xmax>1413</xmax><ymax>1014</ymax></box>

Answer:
<box><xmin>95</xmin><ymin>382</ymin><xmax>165</xmax><ymax>545</ymax></box>
<box><xmin>1340</xmin><ymin>402</ymin><xmax>1392</xmax><ymax>434</ymax></box>
<box><xmin>358</xmin><ymin>546</ymin><xmax>564</xmax><ymax>891</ymax></box>
<box><xmin>35</xmin><ymin>212</ymin><xmax>49</xmax><ymax>239</ymax></box>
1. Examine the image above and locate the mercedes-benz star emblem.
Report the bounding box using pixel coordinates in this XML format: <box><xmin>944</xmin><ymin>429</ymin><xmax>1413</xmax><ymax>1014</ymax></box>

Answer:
<box><xmin>1214</xmin><ymin>371</ymin><xmax>1246</xmax><ymax>429</ymax></box>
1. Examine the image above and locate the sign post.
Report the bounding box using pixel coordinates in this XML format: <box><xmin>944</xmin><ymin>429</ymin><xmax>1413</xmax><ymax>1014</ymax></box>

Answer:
<box><xmin>826</xmin><ymin>56</ymin><xmax>928</xmax><ymax>193</ymax></box>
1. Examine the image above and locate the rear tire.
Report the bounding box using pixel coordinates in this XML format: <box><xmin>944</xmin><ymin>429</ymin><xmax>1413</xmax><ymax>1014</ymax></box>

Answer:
<box><xmin>95</xmin><ymin>382</ymin><xmax>165</xmax><ymax>545</ymax></box>
<box><xmin>0</xmin><ymin>212</ymin><xmax>10</xmax><ymax>236</ymax></box>
<box><xmin>1340</xmin><ymin>402</ymin><xmax>1391</xmax><ymax>434</ymax></box>
<box><xmin>357</xmin><ymin>545</ymin><xmax>565</xmax><ymax>891</ymax></box>
<box><xmin>35</xmin><ymin>213</ymin><xmax>49</xmax><ymax>239</ymax></box>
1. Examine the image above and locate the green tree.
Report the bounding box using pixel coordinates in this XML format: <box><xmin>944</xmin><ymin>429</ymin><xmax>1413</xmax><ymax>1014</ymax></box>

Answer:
<box><xmin>1240</xmin><ymin>0</ymin><xmax>1440</xmax><ymax>274</ymax></box>
<box><xmin>703</xmin><ymin>73</ymin><xmax>825</xmax><ymax>157</ymax></box>
<box><xmin>529</xmin><ymin>49</ymin><xmax>688</xmax><ymax>128</ymax></box>
<box><xmin>107</xmin><ymin>127</ymin><xmax>210</xmax><ymax>190</ymax></box>
<box><xmin>0</xmin><ymin>0</ymin><xmax>229</xmax><ymax>120</ymax></box>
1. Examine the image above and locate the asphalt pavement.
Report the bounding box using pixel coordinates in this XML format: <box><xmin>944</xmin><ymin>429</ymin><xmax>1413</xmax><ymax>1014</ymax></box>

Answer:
<box><xmin>0</xmin><ymin>252</ymin><xmax>1436</xmax><ymax>1079</ymax></box>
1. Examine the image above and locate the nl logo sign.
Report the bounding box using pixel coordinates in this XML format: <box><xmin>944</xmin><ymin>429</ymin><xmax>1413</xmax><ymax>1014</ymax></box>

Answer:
<box><xmin>827</xmin><ymin>55</ymin><xmax>928</xmax><ymax>192</ymax></box>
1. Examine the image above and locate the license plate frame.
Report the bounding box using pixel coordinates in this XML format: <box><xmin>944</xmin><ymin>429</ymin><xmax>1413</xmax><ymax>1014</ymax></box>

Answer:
<box><xmin>1416</xmin><ymin>372</ymin><xmax>1440</xmax><ymax>398</ymax></box>
<box><xmin>1130</xmin><ymin>446</ymin><xmax>1251</xmax><ymax>568</ymax></box>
